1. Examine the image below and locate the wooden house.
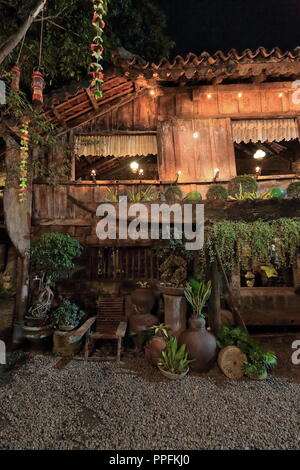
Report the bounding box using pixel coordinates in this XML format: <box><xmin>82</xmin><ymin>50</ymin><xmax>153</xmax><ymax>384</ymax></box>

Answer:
<box><xmin>2</xmin><ymin>47</ymin><xmax>300</xmax><ymax>340</ymax></box>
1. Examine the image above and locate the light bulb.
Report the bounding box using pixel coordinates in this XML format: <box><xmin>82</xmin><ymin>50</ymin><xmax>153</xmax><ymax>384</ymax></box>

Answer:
<box><xmin>130</xmin><ymin>161</ymin><xmax>139</xmax><ymax>173</ymax></box>
<box><xmin>193</xmin><ymin>132</ymin><xmax>199</xmax><ymax>139</ymax></box>
<box><xmin>149</xmin><ymin>89</ymin><xmax>155</xmax><ymax>96</ymax></box>
<box><xmin>238</xmin><ymin>92</ymin><xmax>243</xmax><ymax>98</ymax></box>
<box><xmin>278</xmin><ymin>92</ymin><xmax>283</xmax><ymax>98</ymax></box>
<box><xmin>207</xmin><ymin>94</ymin><xmax>212</xmax><ymax>99</ymax></box>
<box><xmin>253</xmin><ymin>149</ymin><xmax>266</xmax><ymax>160</ymax></box>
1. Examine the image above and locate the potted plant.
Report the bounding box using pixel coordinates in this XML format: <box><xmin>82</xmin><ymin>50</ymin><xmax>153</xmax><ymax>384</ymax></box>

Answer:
<box><xmin>158</xmin><ymin>336</ymin><xmax>192</xmax><ymax>380</ymax></box>
<box><xmin>179</xmin><ymin>279</ymin><xmax>217</xmax><ymax>372</ymax></box>
<box><xmin>27</xmin><ymin>233</ymin><xmax>82</xmax><ymax>323</ymax></box>
<box><xmin>52</xmin><ymin>300</ymin><xmax>84</xmax><ymax>331</ymax></box>
<box><xmin>144</xmin><ymin>323</ymin><xmax>169</xmax><ymax>365</ymax></box>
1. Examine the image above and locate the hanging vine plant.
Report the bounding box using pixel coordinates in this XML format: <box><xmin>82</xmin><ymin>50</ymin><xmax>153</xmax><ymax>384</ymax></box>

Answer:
<box><xmin>90</xmin><ymin>0</ymin><xmax>109</xmax><ymax>99</ymax></box>
<box><xmin>19</xmin><ymin>119</ymin><xmax>30</xmax><ymax>203</ymax></box>
<box><xmin>206</xmin><ymin>218</ymin><xmax>300</xmax><ymax>273</ymax></box>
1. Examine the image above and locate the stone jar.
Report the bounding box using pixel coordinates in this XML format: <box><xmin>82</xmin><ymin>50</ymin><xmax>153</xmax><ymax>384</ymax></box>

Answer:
<box><xmin>179</xmin><ymin>315</ymin><xmax>217</xmax><ymax>373</ymax></box>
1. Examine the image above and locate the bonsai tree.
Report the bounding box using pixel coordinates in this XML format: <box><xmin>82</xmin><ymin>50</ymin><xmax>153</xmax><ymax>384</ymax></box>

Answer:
<box><xmin>287</xmin><ymin>181</ymin><xmax>300</xmax><ymax>198</ymax></box>
<box><xmin>52</xmin><ymin>300</ymin><xmax>84</xmax><ymax>329</ymax></box>
<box><xmin>228</xmin><ymin>175</ymin><xmax>258</xmax><ymax>197</ymax></box>
<box><xmin>30</xmin><ymin>233</ymin><xmax>82</xmax><ymax>285</ymax></box>
<box><xmin>184</xmin><ymin>279</ymin><xmax>212</xmax><ymax>318</ymax></box>
<box><xmin>206</xmin><ymin>184</ymin><xmax>228</xmax><ymax>200</ymax></box>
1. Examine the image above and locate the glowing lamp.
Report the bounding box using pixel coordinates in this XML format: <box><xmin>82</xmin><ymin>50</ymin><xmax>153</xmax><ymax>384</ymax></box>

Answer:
<box><xmin>253</xmin><ymin>149</ymin><xmax>266</xmax><ymax>160</ymax></box>
<box><xmin>193</xmin><ymin>132</ymin><xmax>200</xmax><ymax>139</ymax></box>
<box><xmin>238</xmin><ymin>92</ymin><xmax>243</xmax><ymax>98</ymax></box>
<box><xmin>130</xmin><ymin>161</ymin><xmax>139</xmax><ymax>173</ymax></box>
<box><xmin>207</xmin><ymin>94</ymin><xmax>212</xmax><ymax>99</ymax></box>
<box><xmin>149</xmin><ymin>89</ymin><xmax>156</xmax><ymax>96</ymax></box>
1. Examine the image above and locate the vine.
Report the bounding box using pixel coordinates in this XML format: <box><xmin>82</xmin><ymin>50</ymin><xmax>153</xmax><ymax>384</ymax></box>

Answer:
<box><xmin>90</xmin><ymin>0</ymin><xmax>109</xmax><ymax>99</ymax></box>
<box><xmin>19</xmin><ymin>119</ymin><xmax>30</xmax><ymax>202</ymax></box>
<box><xmin>206</xmin><ymin>219</ymin><xmax>300</xmax><ymax>273</ymax></box>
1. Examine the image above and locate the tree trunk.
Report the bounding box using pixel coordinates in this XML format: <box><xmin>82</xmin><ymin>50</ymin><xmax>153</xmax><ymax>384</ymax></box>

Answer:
<box><xmin>208</xmin><ymin>260</ymin><xmax>222</xmax><ymax>336</ymax></box>
<box><xmin>0</xmin><ymin>0</ymin><xmax>47</xmax><ymax>64</ymax></box>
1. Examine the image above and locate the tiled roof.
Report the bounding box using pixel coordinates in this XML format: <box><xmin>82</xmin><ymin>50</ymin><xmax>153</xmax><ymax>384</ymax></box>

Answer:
<box><xmin>114</xmin><ymin>47</ymin><xmax>300</xmax><ymax>83</ymax></box>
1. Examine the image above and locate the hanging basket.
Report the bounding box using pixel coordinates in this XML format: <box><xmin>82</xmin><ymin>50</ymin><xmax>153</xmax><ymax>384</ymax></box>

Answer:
<box><xmin>11</xmin><ymin>65</ymin><xmax>21</xmax><ymax>90</ymax></box>
<box><xmin>31</xmin><ymin>70</ymin><xmax>45</xmax><ymax>104</ymax></box>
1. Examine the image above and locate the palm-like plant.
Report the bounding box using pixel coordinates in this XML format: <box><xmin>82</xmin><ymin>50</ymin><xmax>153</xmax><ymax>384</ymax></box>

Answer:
<box><xmin>158</xmin><ymin>337</ymin><xmax>192</xmax><ymax>374</ymax></box>
<box><xmin>184</xmin><ymin>279</ymin><xmax>212</xmax><ymax>318</ymax></box>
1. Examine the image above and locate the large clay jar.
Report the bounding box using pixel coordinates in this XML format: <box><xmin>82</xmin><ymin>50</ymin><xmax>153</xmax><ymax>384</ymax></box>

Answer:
<box><xmin>179</xmin><ymin>316</ymin><xmax>217</xmax><ymax>372</ymax></box>
<box><xmin>129</xmin><ymin>313</ymin><xmax>158</xmax><ymax>350</ymax></box>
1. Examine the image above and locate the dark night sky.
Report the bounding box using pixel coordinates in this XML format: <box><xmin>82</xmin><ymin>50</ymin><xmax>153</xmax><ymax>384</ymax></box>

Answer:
<box><xmin>159</xmin><ymin>0</ymin><xmax>300</xmax><ymax>56</ymax></box>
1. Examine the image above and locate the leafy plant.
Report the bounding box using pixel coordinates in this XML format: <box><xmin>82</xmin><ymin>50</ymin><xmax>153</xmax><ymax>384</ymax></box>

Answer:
<box><xmin>126</xmin><ymin>186</ymin><xmax>159</xmax><ymax>202</ymax></box>
<box><xmin>228</xmin><ymin>175</ymin><xmax>258</xmax><ymax>197</ymax></box>
<box><xmin>150</xmin><ymin>323</ymin><xmax>169</xmax><ymax>338</ymax></box>
<box><xmin>30</xmin><ymin>233</ymin><xmax>82</xmax><ymax>284</ymax></box>
<box><xmin>206</xmin><ymin>218</ymin><xmax>300</xmax><ymax>273</ymax></box>
<box><xmin>52</xmin><ymin>300</ymin><xmax>84</xmax><ymax>327</ymax></box>
<box><xmin>217</xmin><ymin>325</ymin><xmax>277</xmax><ymax>378</ymax></box>
<box><xmin>158</xmin><ymin>337</ymin><xmax>193</xmax><ymax>374</ymax></box>
<box><xmin>228</xmin><ymin>185</ymin><xmax>271</xmax><ymax>200</ymax></box>
<box><xmin>206</xmin><ymin>184</ymin><xmax>228</xmax><ymax>200</ymax></box>
<box><xmin>105</xmin><ymin>188</ymin><xmax>119</xmax><ymax>202</ymax></box>
<box><xmin>184</xmin><ymin>279</ymin><xmax>212</xmax><ymax>318</ymax></box>
<box><xmin>164</xmin><ymin>185</ymin><xmax>183</xmax><ymax>202</ymax></box>
<box><xmin>287</xmin><ymin>181</ymin><xmax>300</xmax><ymax>198</ymax></box>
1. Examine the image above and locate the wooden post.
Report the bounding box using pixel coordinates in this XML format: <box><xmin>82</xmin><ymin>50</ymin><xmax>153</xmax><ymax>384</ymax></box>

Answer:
<box><xmin>208</xmin><ymin>261</ymin><xmax>222</xmax><ymax>336</ymax></box>
<box><xmin>4</xmin><ymin>136</ymin><xmax>33</xmax><ymax>343</ymax></box>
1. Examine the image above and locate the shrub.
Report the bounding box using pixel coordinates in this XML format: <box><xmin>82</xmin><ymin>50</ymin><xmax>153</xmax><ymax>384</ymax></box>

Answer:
<box><xmin>287</xmin><ymin>181</ymin><xmax>300</xmax><ymax>198</ymax></box>
<box><xmin>206</xmin><ymin>184</ymin><xmax>228</xmax><ymax>200</ymax></box>
<box><xmin>52</xmin><ymin>300</ymin><xmax>84</xmax><ymax>327</ymax></box>
<box><xmin>31</xmin><ymin>233</ymin><xmax>82</xmax><ymax>283</ymax></box>
<box><xmin>228</xmin><ymin>175</ymin><xmax>258</xmax><ymax>197</ymax></box>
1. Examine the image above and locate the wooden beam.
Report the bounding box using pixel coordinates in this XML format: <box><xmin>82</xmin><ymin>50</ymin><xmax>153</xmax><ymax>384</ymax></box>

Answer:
<box><xmin>51</xmin><ymin>106</ymin><xmax>68</xmax><ymax>128</ymax></box>
<box><xmin>85</xmin><ymin>88</ymin><xmax>98</xmax><ymax>110</ymax></box>
<box><xmin>58</xmin><ymin>89</ymin><xmax>148</xmax><ymax>136</ymax></box>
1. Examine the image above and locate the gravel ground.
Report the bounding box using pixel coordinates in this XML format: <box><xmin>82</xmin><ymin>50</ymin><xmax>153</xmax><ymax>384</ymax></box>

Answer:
<box><xmin>0</xmin><ymin>350</ymin><xmax>300</xmax><ymax>450</ymax></box>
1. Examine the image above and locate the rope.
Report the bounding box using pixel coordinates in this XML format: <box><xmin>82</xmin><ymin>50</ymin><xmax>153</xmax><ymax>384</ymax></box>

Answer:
<box><xmin>38</xmin><ymin>7</ymin><xmax>44</xmax><ymax>69</ymax></box>
<box><xmin>16</xmin><ymin>33</ymin><xmax>26</xmax><ymax>64</ymax></box>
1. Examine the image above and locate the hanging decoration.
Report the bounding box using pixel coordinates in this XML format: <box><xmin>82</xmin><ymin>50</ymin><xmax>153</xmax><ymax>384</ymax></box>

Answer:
<box><xmin>10</xmin><ymin>33</ymin><xmax>26</xmax><ymax>91</ymax></box>
<box><xmin>11</xmin><ymin>65</ymin><xmax>21</xmax><ymax>90</ymax></box>
<box><xmin>19</xmin><ymin>119</ymin><xmax>30</xmax><ymax>203</ymax></box>
<box><xmin>32</xmin><ymin>69</ymin><xmax>45</xmax><ymax>104</ymax></box>
<box><xmin>32</xmin><ymin>6</ymin><xmax>45</xmax><ymax>105</ymax></box>
<box><xmin>90</xmin><ymin>0</ymin><xmax>108</xmax><ymax>99</ymax></box>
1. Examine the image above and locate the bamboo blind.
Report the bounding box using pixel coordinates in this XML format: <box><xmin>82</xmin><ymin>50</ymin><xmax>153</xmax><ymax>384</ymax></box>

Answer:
<box><xmin>75</xmin><ymin>135</ymin><xmax>158</xmax><ymax>157</ymax></box>
<box><xmin>232</xmin><ymin>118</ymin><xmax>299</xmax><ymax>143</ymax></box>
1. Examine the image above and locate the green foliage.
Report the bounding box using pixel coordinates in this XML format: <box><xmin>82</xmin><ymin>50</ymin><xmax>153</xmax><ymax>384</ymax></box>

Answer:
<box><xmin>228</xmin><ymin>186</ymin><xmax>272</xmax><ymax>200</ymax></box>
<box><xmin>30</xmin><ymin>233</ymin><xmax>82</xmax><ymax>283</ymax></box>
<box><xmin>0</xmin><ymin>0</ymin><xmax>174</xmax><ymax>90</ymax></box>
<box><xmin>164</xmin><ymin>185</ymin><xmax>183</xmax><ymax>202</ymax></box>
<box><xmin>52</xmin><ymin>299</ymin><xmax>84</xmax><ymax>327</ymax></box>
<box><xmin>228</xmin><ymin>175</ymin><xmax>258</xmax><ymax>197</ymax></box>
<box><xmin>150</xmin><ymin>323</ymin><xmax>170</xmax><ymax>338</ymax></box>
<box><xmin>105</xmin><ymin>187</ymin><xmax>119</xmax><ymax>202</ymax></box>
<box><xmin>184</xmin><ymin>279</ymin><xmax>211</xmax><ymax>318</ymax></box>
<box><xmin>158</xmin><ymin>337</ymin><xmax>193</xmax><ymax>374</ymax></box>
<box><xmin>287</xmin><ymin>181</ymin><xmax>300</xmax><ymax>199</ymax></box>
<box><xmin>206</xmin><ymin>218</ymin><xmax>300</xmax><ymax>273</ymax></box>
<box><xmin>206</xmin><ymin>184</ymin><xmax>228</xmax><ymax>200</ymax></box>
<box><xmin>126</xmin><ymin>185</ymin><xmax>159</xmax><ymax>202</ymax></box>
<box><xmin>217</xmin><ymin>325</ymin><xmax>277</xmax><ymax>378</ymax></box>
<box><xmin>184</xmin><ymin>191</ymin><xmax>202</xmax><ymax>201</ymax></box>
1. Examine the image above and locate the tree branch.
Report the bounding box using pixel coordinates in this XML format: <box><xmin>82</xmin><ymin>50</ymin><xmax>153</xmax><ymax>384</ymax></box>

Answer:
<box><xmin>0</xmin><ymin>0</ymin><xmax>47</xmax><ymax>64</ymax></box>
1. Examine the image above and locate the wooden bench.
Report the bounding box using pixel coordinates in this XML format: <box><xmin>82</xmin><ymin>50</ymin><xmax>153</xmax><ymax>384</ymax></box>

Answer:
<box><xmin>84</xmin><ymin>295</ymin><xmax>127</xmax><ymax>362</ymax></box>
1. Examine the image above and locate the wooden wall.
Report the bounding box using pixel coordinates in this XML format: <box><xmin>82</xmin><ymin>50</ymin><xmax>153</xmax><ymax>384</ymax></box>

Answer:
<box><xmin>158</xmin><ymin>118</ymin><xmax>236</xmax><ymax>182</ymax></box>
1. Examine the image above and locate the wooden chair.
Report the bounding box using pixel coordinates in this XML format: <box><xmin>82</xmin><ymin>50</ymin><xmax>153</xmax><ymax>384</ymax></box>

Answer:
<box><xmin>84</xmin><ymin>295</ymin><xmax>127</xmax><ymax>362</ymax></box>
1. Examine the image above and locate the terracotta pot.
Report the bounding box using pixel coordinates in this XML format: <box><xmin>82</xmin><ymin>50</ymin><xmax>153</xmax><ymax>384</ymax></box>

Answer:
<box><xmin>145</xmin><ymin>335</ymin><xmax>167</xmax><ymax>365</ymax></box>
<box><xmin>158</xmin><ymin>365</ymin><xmax>189</xmax><ymax>380</ymax></box>
<box><xmin>130</xmin><ymin>288</ymin><xmax>155</xmax><ymax>315</ymax></box>
<box><xmin>179</xmin><ymin>316</ymin><xmax>217</xmax><ymax>372</ymax></box>
<box><xmin>129</xmin><ymin>313</ymin><xmax>158</xmax><ymax>350</ymax></box>
<box><xmin>59</xmin><ymin>324</ymin><xmax>76</xmax><ymax>332</ymax></box>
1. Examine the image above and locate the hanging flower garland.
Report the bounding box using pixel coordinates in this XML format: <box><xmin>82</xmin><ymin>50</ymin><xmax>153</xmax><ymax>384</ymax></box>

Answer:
<box><xmin>19</xmin><ymin>119</ymin><xmax>30</xmax><ymax>203</ymax></box>
<box><xmin>90</xmin><ymin>0</ymin><xmax>108</xmax><ymax>99</ymax></box>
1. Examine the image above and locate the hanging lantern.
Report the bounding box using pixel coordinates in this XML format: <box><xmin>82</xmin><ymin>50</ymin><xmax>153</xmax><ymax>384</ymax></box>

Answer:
<box><xmin>11</xmin><ymin>65</ymin><xmax>21</xmax><ymax>90</ymax></box>
<box><xmin>31</xmin><ymin>69</ymin><xmax>45</xmax><ymax>105</ymax></box>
